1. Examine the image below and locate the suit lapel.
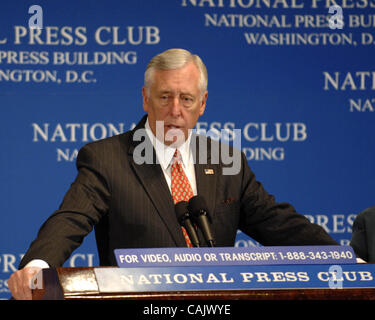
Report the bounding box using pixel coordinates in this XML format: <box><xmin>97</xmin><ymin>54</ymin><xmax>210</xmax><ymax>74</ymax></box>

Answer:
<box><xmin>127</xmin><ymin>116</ymin><xmax>187</xmax><ymax>247</ymax></box>
<box><xmin>193</xmin><ymin>134</ymin><xmax>218</xmax><ymax>222</ymax></box>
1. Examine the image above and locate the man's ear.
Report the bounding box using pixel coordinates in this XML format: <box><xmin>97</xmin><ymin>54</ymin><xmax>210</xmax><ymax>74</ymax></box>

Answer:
<box><xmin>199</xmin><ymin>90</ymin><xmax>208</xmax><ymax>116</ymax></box>
<box><xmin>142</xmin><ymin>87</ymin><xmax>149</xmax><ymax>112</ymax></box>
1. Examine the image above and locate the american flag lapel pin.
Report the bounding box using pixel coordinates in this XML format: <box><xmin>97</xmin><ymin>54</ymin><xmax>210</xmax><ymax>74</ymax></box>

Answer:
<box><xmin>204</xmin><ymin>168</ymin><xmax>214</xmax><ymax>175</ymax></box>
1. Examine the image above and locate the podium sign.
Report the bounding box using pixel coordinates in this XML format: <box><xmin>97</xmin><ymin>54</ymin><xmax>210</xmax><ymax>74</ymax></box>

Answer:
<box><xmin>32</xmin><ymin>266</ymin><xmax>375</xmax><ymax>300</ymax></box>
<box><xmin>94</xmin><ymin>264</ymin><xmax>375</xmax><ymax>293</ymax></box>
<box><xmin>31</xmin><ymin>247</ymin><xmax>375</xmax><ymax>300</ymax></box>
<box><xmin>115</xmin><ymin>246</ymin><xmax>356</xmax><ymax>267</ymax></box>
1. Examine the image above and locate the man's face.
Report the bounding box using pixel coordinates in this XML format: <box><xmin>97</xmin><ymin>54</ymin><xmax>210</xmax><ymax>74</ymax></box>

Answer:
<box><xmin>142</xmin><ymin>61</ymin><xmax>208</xmax><ymax>146</ymax></box>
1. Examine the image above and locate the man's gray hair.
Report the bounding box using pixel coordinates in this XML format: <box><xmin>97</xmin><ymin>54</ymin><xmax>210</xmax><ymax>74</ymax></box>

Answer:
<box><xmin>144</xmin><ymin>48</ymin><xmax>208</xmax><ymax>96</ymax></box>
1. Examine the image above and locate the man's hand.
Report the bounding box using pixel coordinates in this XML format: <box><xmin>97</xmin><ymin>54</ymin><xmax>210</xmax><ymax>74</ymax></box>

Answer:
<box><xmin>8</xmin><ymin>267</ymin><xmax>42</xmax><ymax>300</ymax></box>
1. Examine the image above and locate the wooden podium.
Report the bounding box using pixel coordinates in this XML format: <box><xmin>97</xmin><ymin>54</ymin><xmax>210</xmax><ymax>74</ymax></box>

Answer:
<box><xmin>32</xmin><ymin>267</ymin><xmax>375</xmax><ymax>300</ymax></box>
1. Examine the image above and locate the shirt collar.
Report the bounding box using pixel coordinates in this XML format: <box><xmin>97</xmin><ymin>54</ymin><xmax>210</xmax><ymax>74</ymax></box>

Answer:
<box><xmin>145</xmin><ymin>118</ymin><xmax>192</xmax><ymax>170</ymax></box>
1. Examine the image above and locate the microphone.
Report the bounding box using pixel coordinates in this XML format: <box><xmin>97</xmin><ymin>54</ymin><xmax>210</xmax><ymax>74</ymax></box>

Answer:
<box><xmin>188</xmin><ymin>196</ymin><xmax>215</xmax><ymax>247</ymax></box>
<box><xmin>175</xmin><ymin>201</ymin><xmax>200</xmax><ymax>247</ymax></box>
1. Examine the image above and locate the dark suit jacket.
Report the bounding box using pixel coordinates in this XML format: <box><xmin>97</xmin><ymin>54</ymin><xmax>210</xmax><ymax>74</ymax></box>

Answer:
<box><xmin>350</xmin><ymin>206</ymin><xmax>375</xmax><ymax>262</ymax></box>
<box><xmin>20</xmin><ymin>115</ymin><xmax>337</xmax><ymax>268</ymax></box>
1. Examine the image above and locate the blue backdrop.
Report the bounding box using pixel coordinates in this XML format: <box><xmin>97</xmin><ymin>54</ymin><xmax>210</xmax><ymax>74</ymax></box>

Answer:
<box><xmin>1</xmin><ymin>0</ymin><xmax>374</xmax><ymax>299</ymax></box>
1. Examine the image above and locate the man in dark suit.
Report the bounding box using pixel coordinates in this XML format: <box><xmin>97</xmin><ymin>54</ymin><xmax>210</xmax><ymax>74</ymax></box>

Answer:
<box><xmin>350</xmin><ymin>206</ymin><xmax>375</xmax><ymax>262</ymax></box>
<box><xmin>9</xmin><ymin>48</ymin><xmax>337</xmax><ymax>299</ymax></box>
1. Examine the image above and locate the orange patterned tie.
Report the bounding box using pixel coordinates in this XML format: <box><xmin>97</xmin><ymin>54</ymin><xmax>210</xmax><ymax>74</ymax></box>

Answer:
<box><xmin>171</xmin><ymin>149</ymin><xmax>194</xmax><ymax>247</ymax></box>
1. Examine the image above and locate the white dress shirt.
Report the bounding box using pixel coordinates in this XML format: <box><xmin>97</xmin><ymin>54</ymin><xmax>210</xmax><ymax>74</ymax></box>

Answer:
<box><xmin>144</xmin><ymin>118</ymin><xmax>198</xmax><ymax>196</ymax></box>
